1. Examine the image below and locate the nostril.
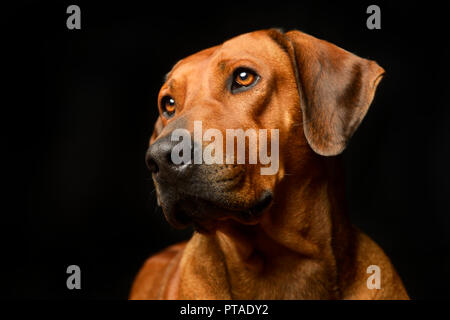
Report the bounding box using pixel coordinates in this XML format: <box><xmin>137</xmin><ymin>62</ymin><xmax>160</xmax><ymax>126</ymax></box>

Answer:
<box><xmin>146</xmin><ymin>154</ymin><xmax>159</xmax><ymax>173</ymax></box>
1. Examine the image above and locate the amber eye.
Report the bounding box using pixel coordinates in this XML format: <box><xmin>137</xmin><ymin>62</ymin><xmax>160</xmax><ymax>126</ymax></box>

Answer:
<box><xmin>231</xmin><ymin>68</ymin><xmax>259</xmax><ymax>93</ymax></box>
<box><xmin>161</xmin><ymin>96</ymin><xmax>176</xmax><ymax>118</ymax></box>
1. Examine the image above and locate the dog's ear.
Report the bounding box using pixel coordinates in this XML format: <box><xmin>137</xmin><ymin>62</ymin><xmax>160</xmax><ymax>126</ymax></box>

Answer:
<box><xmin>150</xmin><ymin>116</ymin><xmax>163</xmax><ymax>144</ymax></box>
<box><xmin>285</xmin><ymin>30</ymin><xmax>385</xmax><ymax>156</ymax></box>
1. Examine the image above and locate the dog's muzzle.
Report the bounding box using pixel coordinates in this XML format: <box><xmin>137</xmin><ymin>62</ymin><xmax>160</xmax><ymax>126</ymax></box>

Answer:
<box><xmin>145</xmin><ymin>134</ymin><xmax>272</xmax><ymax>230</ymax></box>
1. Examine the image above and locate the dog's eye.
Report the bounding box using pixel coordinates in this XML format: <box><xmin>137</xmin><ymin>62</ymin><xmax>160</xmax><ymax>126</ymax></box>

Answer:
<box><xmin>231</xmin><ymin>68</ymin><xmax>259</xmax><ymax>93</ymax></box>
<box><xmin>161</xmin><ymin>96</ymin><xmax>176</xmax><ymax>118</ymax></box>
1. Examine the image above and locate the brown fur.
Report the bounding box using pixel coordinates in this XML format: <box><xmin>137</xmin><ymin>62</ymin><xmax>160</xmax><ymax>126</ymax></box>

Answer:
<box><xmin>130</xmin><ymin>29</ymin><xmax>408</xmax><ymax>300</ymax></box>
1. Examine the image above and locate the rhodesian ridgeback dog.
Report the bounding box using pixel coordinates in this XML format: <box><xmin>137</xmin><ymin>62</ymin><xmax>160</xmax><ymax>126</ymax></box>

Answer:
<box><xmin>130</xmin><ymin>29</ymin><xmax>409</xmax><ymax>299</ymax></box>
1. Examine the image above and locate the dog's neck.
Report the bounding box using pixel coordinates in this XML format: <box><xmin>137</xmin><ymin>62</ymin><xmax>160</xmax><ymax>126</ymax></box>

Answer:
<box><xmin>178</xmin><ymin>157</ymin><xmax>354</xmax><ymax>299</ymax></box>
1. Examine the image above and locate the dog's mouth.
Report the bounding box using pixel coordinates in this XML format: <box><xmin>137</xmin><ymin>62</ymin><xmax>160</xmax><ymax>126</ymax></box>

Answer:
<box><xmin>161</xmin><ymin>190</ymin><xmax>273</xmax><ymax>232</ymax></box>
<box><xmin>152</xmin><ymin>162</ymin><xmax>274</xmax><ymax>232</ymax></box>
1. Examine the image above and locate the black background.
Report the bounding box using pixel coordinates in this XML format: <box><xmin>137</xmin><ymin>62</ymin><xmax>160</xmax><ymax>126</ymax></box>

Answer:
<box><xmin>2</xmin><ymin>1</ymin><xmax>449</xmax><ymax>299</ymax></box>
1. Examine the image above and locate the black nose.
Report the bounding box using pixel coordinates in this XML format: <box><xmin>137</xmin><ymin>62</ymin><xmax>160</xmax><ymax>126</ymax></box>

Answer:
<box><xmin>145</xmin><ymin>134</ymin><xmax>191</xmax><ymax>174</ymax></box>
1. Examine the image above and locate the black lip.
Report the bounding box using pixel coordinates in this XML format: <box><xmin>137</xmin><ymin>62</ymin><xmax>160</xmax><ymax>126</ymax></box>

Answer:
<box><xmin>162</xmin><ymin>190</ymin><xmax>273</xmax><ymax>229</ymax></box>
<box><xmin>249</xmin><ymin>190</ymin><xmax>273</xmax><ymax>215</ymax></box>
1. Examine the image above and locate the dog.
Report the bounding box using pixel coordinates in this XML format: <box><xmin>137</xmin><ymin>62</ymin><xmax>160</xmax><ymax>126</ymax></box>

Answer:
<box><xmin>129</xmin><ymin>29</ymin><xmax>409</xmax><ymax>299</ymax></box>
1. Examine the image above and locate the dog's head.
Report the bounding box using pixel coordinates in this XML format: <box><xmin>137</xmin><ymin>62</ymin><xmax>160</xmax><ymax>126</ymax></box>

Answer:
<box><xmin>146</xmin><ymin>29</ymin><xmax>384</xmax><ymax>231</ymax></box>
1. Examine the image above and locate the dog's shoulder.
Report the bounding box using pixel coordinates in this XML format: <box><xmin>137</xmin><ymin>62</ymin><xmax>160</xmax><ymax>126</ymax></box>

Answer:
<box><xmin>129</xmin><ymin>241</ymin><xmax>186</xmax><ymax>300</ymax></box>
<box><xmin>342</xmin><ymin>229</ymin><xmax>409</xmax><ymax>300</ymax></box>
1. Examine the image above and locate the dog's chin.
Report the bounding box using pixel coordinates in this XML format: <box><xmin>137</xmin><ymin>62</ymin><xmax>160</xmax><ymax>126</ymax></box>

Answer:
<box><xmin>160</xmin><ymin>190</ymin><xmax>273</xmax><ymax>233</ymax></box>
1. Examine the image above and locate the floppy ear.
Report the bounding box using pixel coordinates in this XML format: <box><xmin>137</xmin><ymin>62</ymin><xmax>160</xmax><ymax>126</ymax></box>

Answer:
<box><xmin>150</xmin><ymin>116</ymin><xmax>163</xmax><ymax>144</ymax></box>
<box><xmin>285</xmin><ymin>30</ymin><xmax>385</xmax><ymax>156</ymax></box>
